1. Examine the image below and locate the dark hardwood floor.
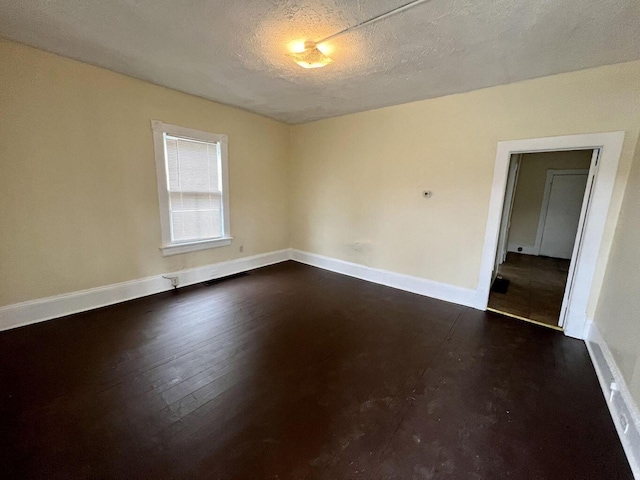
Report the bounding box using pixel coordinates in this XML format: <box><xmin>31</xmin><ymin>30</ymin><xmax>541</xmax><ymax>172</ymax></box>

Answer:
<box><xmin>0</xmin><ymin>261</ymin><xmax>631</xmax><ymax>479</ymax></box>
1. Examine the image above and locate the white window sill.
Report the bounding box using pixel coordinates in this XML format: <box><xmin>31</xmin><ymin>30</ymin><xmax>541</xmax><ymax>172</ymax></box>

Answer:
<box><xmin>160</xmin><ymin>237</ymin><xmax>232</xmax><ymax>256</ymax></box>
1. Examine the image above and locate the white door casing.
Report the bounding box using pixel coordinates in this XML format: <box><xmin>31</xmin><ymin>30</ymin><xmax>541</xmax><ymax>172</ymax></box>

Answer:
<box><xmin>494</xmin><ymin>155</ymin><xmax>521</xmax><ymax>280</ymax></box>
<box><xmin>478</xmin><ymin>132</ymin><xmax>625</xmax><ymax>339</ymax></box>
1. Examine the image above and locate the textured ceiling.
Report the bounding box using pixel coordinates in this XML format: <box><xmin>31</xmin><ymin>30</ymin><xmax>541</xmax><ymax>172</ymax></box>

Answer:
<box><xmin>0</xmin><ymin>0</ymin><xmax>639</xmax><ymax>124</ymax></box>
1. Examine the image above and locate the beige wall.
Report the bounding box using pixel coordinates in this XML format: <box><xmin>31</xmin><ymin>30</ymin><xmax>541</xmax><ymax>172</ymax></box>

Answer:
<box><xmin>0</xmin><ymin>39</ymin><xmax>290</xmax><ymax>307</ymax></box>
<box><xmin>2</xmin><ymin>35</ymin><xmax>640</xmax><ymax>335</ymax></box>
<box><xmin>290</xmin><ymin>59</ymin><xmax>640</xmax><ymax>321</ymax></box>
<box><xmin>508</xmin><ymin>150</ymin><xmax>592</xmax><ymax>252</ymax></box>
<box><xmin>594</xmin><ymin>131</ymin><xmax>640</xmax><ymax>406</ymax></box>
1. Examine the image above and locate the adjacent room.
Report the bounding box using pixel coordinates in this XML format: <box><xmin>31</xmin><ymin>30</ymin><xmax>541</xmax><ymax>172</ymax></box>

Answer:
<box><xmin>488</xmin><ymin>150</ymin><xmax>594</xmax><ymax>328</ymax></box>
<box><xmin>1</xmin><ymin>1</ymin><xmax>639</xmax><ymax>478</ymax></box>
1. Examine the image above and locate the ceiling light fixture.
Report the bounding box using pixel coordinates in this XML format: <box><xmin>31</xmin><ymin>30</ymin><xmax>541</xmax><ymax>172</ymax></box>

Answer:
<box><xmin>288</xmin><ymin>0</ymin><xmax>432</xmax><ymax>69</ymax></box>
<box><xmin>289</xmin><ymin>40</ymin><xmax>333</xmax><ymax>69</ymax></box>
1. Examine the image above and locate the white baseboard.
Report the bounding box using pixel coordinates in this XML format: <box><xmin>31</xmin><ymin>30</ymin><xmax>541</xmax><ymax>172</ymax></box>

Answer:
<box><xmin>0</xmin><ymin>248</ymin><xmax>485</xmax><ymax>333</ymax></box>
<box><xmin>507</xmin><ymin>243</ymin><xmax>538</xmax><ymax>255</ymax></box>
<box><xmin>290</xmin><ymin>249</ymin><xmax>483</xmax><ymax>309</ymax></box>
<box><xmin>586</xmin><ymin>321</ymin><xmax>640</xmax><ymax>478</ymax></box>
<box><xmin>0</xmin><ymin>249</ymin><xmax>291</xmax><ymax>332</ymax></box>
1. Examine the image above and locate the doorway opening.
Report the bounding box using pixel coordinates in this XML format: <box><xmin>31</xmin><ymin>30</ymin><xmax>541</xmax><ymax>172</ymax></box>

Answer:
<box><xmin>479</xmin><ymin>132</ymin><xmax>624</xmax><ymax>339</ymax></box>
<box><xmin>488</xmin><ymin>150</ymin><xmax>596</xmax><ymax>329</ymax></box>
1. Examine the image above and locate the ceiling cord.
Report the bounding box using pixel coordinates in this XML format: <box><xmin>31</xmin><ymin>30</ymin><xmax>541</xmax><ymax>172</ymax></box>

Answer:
<box><xmin>317</xmin><ymin>0</ymin><xmax>433</xmax><ymax>44</ymax></box>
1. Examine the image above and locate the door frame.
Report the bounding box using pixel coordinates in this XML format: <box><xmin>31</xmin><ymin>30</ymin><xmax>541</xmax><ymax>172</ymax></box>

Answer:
<box><xmin>533</xmin><ymin>168</ymin><xmax>590</xmax><ymax>257</ymax></box>
<box><xmin>477</xmin><ymin>132</ymin><xmax>625</xmax><ymax>339</ymax></box>
<box><xmin>493</xmin><ymin>154</ymin><xmax>521</xmax><ymax>281</ymax></box>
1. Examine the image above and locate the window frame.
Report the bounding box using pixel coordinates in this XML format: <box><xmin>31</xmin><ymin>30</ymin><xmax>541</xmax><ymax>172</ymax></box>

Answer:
<box><xmin>151</xmin><ymin>120</ymin><xmax>231</xmax><ymax>256</ymax></box>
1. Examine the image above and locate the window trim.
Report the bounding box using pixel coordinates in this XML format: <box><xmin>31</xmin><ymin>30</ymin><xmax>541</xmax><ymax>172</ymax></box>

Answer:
<box><xmin>151</xmin><ymin>120</ymin><xmax>231</xmax><ymax>256</ymax></box>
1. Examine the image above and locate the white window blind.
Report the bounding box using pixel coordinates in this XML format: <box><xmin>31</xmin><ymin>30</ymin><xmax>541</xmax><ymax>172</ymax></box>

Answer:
<box><xmin>164</xmin><ymin>135</ymin><xmax>223</xmax><ymax>243</ymax></box>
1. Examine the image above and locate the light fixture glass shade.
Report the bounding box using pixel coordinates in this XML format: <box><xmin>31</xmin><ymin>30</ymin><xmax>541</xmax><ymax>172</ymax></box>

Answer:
<box><xmin>288</xmin><ymin>41</ymin><xmax>333</xmax><ymax>69</ymax></box>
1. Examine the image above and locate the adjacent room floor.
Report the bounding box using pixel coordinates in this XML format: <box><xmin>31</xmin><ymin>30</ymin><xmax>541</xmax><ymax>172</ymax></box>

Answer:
<box><xmin>1</xmin><ymin>261</ymin><xmax>631</xmax><ymax>479</ymax></box>
<box><xmin>488</xmin><ymin>252</ymin><xmax>571</xmax><ymax>327</ymax></box>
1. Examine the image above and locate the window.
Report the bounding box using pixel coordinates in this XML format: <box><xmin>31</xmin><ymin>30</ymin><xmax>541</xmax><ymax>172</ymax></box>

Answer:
<box><xmin>152</xmin><ymin>120</ymin><xmax>231</xmax><ymax>256</ymax></box>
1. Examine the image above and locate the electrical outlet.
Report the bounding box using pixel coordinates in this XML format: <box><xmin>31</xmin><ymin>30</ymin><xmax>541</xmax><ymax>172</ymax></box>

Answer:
<box><xmin>620</xmin><ymin>413</ymin><xmax>629</xmax><ymax>434</ymax></box>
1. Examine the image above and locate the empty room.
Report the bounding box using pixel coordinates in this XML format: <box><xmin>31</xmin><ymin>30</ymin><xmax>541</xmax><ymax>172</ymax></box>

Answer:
<box><xmin>1</xmin><ymin>1</ymin><xmax>639</xmax><ymax>479</ymax></box>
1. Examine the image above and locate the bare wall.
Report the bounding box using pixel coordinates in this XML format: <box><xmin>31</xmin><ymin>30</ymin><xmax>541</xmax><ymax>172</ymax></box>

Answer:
<box><xmin>0</xmin><ymin>39</ymin><xmax>291</xmax><ymax>307</ymax></box>
<box><xmin>290</xmin><ymin>60</ymin><xmax>640</xmax><ymax>321</ymax></box>
<box><xmin>508</xmin><ymin>150</ymin><xmax>592</xmax><ymax>253</ymax></box>
<box><xmin>2</xmin><ymin>36</ymin><xmax>640</xmax><ymax>328</ymax></box>
<box><xmin>594</xmin><ymin>131</ymin><xmax>640</xmax><ymax>406</ymax></box>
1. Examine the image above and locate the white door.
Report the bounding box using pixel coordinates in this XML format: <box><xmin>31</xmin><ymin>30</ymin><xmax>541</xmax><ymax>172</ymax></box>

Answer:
<box><xmin>539</xmin><ymin>172</ymin><xmax>589</xmax><ymax>259</ymax></box>
<box><xmin>494</xmin><ymin>155</ymin><xmax>521</xmax><ymax>278</ymax></box>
